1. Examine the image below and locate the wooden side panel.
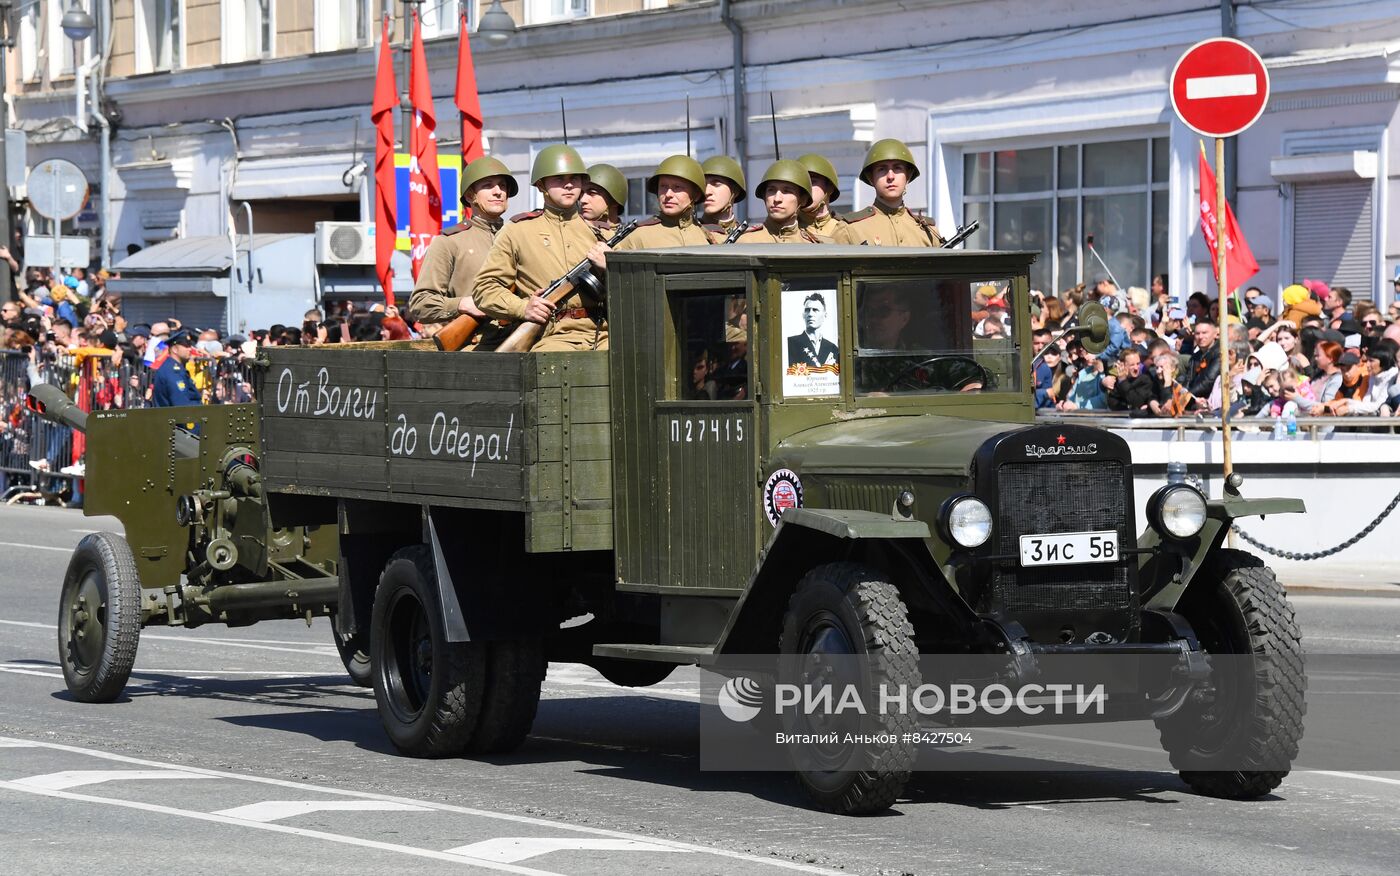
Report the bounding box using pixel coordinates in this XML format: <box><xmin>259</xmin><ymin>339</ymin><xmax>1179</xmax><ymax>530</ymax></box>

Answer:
<box><xmin>525</xmin><ymin>353</ymin><xmax>614</xmax><ymax>552</ymax></box>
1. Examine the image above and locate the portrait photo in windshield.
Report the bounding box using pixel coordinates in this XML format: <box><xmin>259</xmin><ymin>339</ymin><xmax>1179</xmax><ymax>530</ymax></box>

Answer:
<box><xmin>782</xmin><ymin>288</ymin><xmax>841</xmax><ymax>398</ymax></box>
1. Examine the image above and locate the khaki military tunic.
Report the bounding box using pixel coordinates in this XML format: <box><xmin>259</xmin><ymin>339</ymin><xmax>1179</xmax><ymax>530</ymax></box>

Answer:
<box><xmin>614</xmin><ymin>211</ymin><xmax>716</xmax><ymax>250</ymax></box>
<box><xmin>409</xmin><ymin>214</ymin><xmax>502</xmax><ymax>340</ymax></box>
<box><xmin>843</xmin><ymin>201</ymin><xmax>943</xmax><ymax>247</ymax></box>
<box><xmin>588</xmin><ymin>218</ymin><xmax>619</xmax><ymax>238</ymax></box>
<box><xmin>802</xmin><ymin>211</ymin><xmax>861</xmax><ymax>245</ymax></box>
<box><xmin>736</xmin><ymin>219</ymin><xmax>830</xmax><ymax>244</ymax></box>
<box><xmin>474</xmin><ymin>204</ymin><xmax>607</xmax><ymax>352</ymax></box>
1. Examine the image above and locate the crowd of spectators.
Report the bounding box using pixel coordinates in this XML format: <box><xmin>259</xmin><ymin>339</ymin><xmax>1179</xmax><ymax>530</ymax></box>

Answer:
<box><xmin>1032</xmin><ymin>273</ymin><xmax>1400</xmax><ymax>420</ymax></box>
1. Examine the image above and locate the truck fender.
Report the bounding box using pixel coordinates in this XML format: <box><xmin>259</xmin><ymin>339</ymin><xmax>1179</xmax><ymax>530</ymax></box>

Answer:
<box><xmin>1141</xmin><ymin>496</ymin><xmax>1305</xmax><ymax>611</ymax></box>
<box><xmin>427</xmin><ymin>512</ymin><xmax>472</xmax><ymax>643</ymax></box>
<box><xmin>713</xmin><ymin>508</ymin><xmax>978</xmax><ymax>654</ymax></box>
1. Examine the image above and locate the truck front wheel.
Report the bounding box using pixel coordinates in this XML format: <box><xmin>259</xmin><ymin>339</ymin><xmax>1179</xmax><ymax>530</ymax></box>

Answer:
<box><xmin>779</xmin><ymin>562</ymin><xmax>919</xmax><ymax>815</ymax></box>
<box><xmin>1155</xmin><ymin>550</ymin><xmax>1306</xmax><ymax>798</ymax></box>
<box><xmin>371</xmin><ymin>546</ymin><xmax>485</xmax><ymax>757</ymax></box>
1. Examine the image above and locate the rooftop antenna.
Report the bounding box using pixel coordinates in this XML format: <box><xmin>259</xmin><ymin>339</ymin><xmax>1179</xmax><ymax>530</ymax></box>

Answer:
<box><xmin>560</xmin><ymin>99</ymin><xmax>568</xmax><ymax>144</ymax></box>
<box><xmin>769</xmin><ymin>93</ymin><xmax>780</xmax><ymax>160</ymax></box>
<box><xmin>685</xmin><ymin>94</ymin><xmax>692</xmax><ymax>158</ymax></box>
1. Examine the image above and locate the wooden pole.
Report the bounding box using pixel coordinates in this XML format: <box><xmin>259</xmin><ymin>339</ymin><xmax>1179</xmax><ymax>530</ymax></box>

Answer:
<box><xmin>1216</xmin><ymin>136</ymin><xmax>1236</xmax><ymax>545</ymax></box>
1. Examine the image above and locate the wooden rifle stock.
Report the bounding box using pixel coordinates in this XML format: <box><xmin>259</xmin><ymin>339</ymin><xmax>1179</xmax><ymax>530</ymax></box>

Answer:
<box><xmin>492</xmin><ymin>219</ymin><xmax>640</xmax><ymax>354</ymax></box>
<box><xmin>433</xmin><ymin>310</ymin><xmax>484</xmax><ymax>352</ymax></box>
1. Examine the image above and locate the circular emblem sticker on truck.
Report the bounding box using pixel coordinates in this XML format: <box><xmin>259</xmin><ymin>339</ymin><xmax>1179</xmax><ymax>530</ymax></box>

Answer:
<box><xmin>763</xmin><ymin>468</ymin><xmax>804</xmax><ymax>527</ymax></box>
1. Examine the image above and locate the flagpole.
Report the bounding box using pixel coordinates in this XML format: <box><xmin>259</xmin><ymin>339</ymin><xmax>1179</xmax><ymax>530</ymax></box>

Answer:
<box><xmin>1216</xmin><ymin>135</ymin><xmax>1236</xmax><ymax>546</ymax></box>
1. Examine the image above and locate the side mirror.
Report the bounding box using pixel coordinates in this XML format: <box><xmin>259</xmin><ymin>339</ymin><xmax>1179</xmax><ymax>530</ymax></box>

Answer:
<box><xmin>1077</xmin><ymin>302</ymin><xmax>1110</xmax><ymax>355</ymax></box>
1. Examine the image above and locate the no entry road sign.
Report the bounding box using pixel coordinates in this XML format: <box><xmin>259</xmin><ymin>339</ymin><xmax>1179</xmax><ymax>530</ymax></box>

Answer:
<box><xmin>1170</xmin><ymin>37</ymin><xmax>1270</xmax><ymax>138</ymax></box>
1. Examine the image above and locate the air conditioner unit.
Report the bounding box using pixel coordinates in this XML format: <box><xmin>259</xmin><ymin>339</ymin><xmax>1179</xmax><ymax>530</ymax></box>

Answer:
<box><xmin>314</xmin><ymin>222</ymin><xmax>376</xmax><ymax>265</ymax></box>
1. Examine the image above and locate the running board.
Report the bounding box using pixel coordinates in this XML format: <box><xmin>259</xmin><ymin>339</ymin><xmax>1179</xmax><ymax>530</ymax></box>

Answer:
<box><xmin>591</xmin><ymin>643</ymin><xmax>718</xmax><ymax>665</ymax></box>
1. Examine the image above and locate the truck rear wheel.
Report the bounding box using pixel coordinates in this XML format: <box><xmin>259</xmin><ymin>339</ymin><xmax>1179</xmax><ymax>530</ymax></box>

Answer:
<box><xmin>371</xmin><ymin>546</ymin><xmax>486</xmax><ymax>757</ymax></box>
<box><xmin>467</xmin><ymin>639</ymin><xmax>546</xmax><ymax>754</ymax></box>
<box><xmin>58</xmin><ymin>532</ymin><xmax>141</xmax><ymax>703</ymax></box>
<box><xmin>778</xmin><ymin>562</ymin><xmax>918</xmax><ymax>815</ymax></box>
<box><xmin>332</xmin><ymin>619</ymin><xmax>372</xmax><ymax>688</ymax></box>
<box><xmin>1155</xmin><ymin>550</ymin><xmax>1306</xmax><ymax>798</ymax></box>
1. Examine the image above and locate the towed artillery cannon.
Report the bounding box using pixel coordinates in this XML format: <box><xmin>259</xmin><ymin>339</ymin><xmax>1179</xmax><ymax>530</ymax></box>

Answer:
<box><xmin>27</xmin><ymin>382</ymin><xmax>366</xmax><ymax>700</ymax></box>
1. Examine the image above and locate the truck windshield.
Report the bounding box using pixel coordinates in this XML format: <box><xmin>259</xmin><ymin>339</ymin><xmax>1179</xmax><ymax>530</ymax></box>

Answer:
<box><xmin>854</xmin><ymin>277</ymin><xmax>1020</xmax><ymax>396</ymax></box>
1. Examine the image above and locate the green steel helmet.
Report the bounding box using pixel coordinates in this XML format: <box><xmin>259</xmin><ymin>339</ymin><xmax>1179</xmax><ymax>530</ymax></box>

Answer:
<box><xmin>584</xmin><ymin>163</ymin><xmax>628</xmax><ymax>208</ymax></box>
<box><xmin>701</xmin><ymin>155</ymin><xmax>746</xmax><ymax>193</ymax></box>
<box><xmin>530</xmin><ymin>144</ymin><xmax>588</xmax><ymax>185</ymax></box>
<box><xmin>461</xmin><ymin>156</ymin><xmax>519</xmax><ymax>200</ymax></box>
<box><xmin>796</xmin><ymin>153</ymin><xmax>840</xmax><ymax>203</ymax></box>
<box><xmin>754</xmin><ymin>159</ymin><xmax>812</xmax><ymax>203</ymax></box>
<box><xmin>859</xmin><ymin>138</ymin><xmax>921</xmax><ymax>185</ymax></box>
<box><xmin>646</xmin><ymin>155</ymin><xmax>706</xmax><ymax>197</ymax></box>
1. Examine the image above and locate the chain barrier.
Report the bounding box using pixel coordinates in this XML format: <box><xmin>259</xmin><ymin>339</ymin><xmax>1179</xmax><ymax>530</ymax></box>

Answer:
<box><xmin>1232</xmin><ymin>488</ymin><xmax>1400</xmax><ymax>561</ymax></box>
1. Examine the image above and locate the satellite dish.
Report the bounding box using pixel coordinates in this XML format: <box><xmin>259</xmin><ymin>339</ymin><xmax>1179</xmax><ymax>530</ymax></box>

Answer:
<box><xmin>28</xmin><ymin>159</ymin><xmax>90</xmax><ymax>221</ymax></box>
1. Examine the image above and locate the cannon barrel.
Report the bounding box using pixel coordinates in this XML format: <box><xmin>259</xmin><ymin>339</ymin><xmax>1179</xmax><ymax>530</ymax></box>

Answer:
<box><xmin>26</xmin><ymin>371</ymin><xmax>200</xmax><ymax>459</ymax></box>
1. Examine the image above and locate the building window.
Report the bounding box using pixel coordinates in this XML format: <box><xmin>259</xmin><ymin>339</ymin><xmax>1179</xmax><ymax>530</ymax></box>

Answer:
<box><xmin>961</xmin><ymin>137</ymin><xmax>1169</xmax><ymax>296</ymax></box>
<box><xmin>420</xmin><ymin>0</ymin><xmax>472</xmax><ymax>39</ymax></box>
<box><xmin>223</xmin><ymin>0</ymin><xmax>272</xmax><ymax>63</ymax></box>
<box><xmin>624</xmin><ymin>176</ymin><xmax>659</xmax><ymax>220</ymax></box>
<box><xmin>136</xmin><ymin>0</ymin><xmax>182</xmax><ymax>72</ymax></box>
<box><xmin>47</xmin><ymin>0</ymin><xmax>95</xmax><ymax>79</ymax></box>
<box><xmin>20</xmin><ymin>4</ymin><xmax>41</xmax><ymax>81</ymax></box>
<box><xmin>526</xmin><ymin>0</ymin><xmax>589</xmax><ymax>25</ymax></box>
<box><xmin>314</xmin><ymin>0</ymin><xmax>372</xmax><ymax>52</ymax></box>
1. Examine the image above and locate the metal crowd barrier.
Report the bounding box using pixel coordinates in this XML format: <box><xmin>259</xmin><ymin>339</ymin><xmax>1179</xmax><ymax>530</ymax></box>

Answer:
<box><xmin>0</xmin><ymin>348</ymin><xmax>257</xmax><ymax>505</ymax></box>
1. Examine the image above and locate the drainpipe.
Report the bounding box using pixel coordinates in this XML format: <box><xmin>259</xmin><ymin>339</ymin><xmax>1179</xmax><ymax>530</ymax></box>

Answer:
<box><xmin>1221</xmin><ymin>0</ymin><xmax>1237</xmax><ymax>207</ymax></box>
<box><xmin>720</xmin><ymin>0</ymin><xmax>748</xmax><ymax>221</ymax></box>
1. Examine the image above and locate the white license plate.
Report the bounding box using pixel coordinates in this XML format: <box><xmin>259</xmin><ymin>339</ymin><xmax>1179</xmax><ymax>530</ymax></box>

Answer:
<box><xmin>1019</xmin><ymin>530</ymin><xmax>1119</xmax><ymax>567</ymax></box>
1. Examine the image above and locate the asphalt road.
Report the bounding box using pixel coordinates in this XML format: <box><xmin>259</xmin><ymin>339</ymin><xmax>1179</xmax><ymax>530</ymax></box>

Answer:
<box><xmin>2</xmin><ymin>504</ymin><xmax>1398</xmax><ymax>875</ymax></box>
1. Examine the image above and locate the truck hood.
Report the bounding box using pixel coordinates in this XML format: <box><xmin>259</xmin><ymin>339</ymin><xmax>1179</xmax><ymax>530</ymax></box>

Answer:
<box><xmin>772</xmin><ymin>414</ymin><xmax>1020</xmax><ymax>478</ymax></box>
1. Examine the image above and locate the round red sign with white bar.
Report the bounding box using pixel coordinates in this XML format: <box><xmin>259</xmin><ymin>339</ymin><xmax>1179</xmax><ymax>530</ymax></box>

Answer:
<box><xmin>1169</xmin><ymin>37</ymin><xmax>1270</xmax><ymax>138</ymax></box>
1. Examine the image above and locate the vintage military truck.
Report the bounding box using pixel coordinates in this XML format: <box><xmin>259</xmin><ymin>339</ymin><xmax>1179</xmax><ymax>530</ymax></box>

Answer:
<box><xmin>47</xmin><ymin>246</ymin><xmax>1306</xmax><ymax>815</ymax></box>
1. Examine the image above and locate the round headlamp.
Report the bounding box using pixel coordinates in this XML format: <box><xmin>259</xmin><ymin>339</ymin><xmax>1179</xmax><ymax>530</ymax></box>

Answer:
<box><xmin>1149</xmin><ymin>484</ymin><xmax>1208</xmax><ymax>540</ymax></box>
<box><xmin>941</xmin><ymin>495</ymin><xmax>993</xmax><ymax>549</ymax></box>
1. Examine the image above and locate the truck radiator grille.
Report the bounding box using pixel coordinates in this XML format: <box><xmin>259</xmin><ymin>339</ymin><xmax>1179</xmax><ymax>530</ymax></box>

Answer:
<box><xmin>990</xmin><ymin>461</ymin><xmax>1134</xmax><ymax>615</ymax></box>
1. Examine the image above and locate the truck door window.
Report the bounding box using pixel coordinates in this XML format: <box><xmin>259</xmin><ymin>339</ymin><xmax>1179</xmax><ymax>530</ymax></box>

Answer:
<box><xmin>672</xmin><ymin>292</ymin><xmax>748</xmax><ymax>401</ymax></box>
<box><xmin>854</xmin><ymin>277</ymin><xmax>1020</xmax><ymax>395</ymax></box>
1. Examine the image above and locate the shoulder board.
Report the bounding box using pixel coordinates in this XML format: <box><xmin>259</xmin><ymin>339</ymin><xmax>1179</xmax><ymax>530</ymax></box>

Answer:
<box><xmin>801</xmin><ymin>230</ymin><xmax>828</xmax><ymax>244</ymax></box>
<box><xmin>635</xmin><ymin>216</ymin><xmax>663</xmax><ymax>227</ymax></box>
<box><xmin>914</xmin><ymin>213</ymin><xmax>939</xmax><ymax>228</ymax></box>
<box><xmin>509</xmin><ymin>210</ymin><xmax>543</xmax><ymax>223</ymax></box>
<box><xmin>442</xmin><ymin>223</ymin><xmax>470</xmax><ymax>236</ymax></box>
<box><xmin>702</xmin><ymin>223</ymin><xmax>725</xmax><ymax>234</ymax></box>
<box><xmin>842</xmin><ymin>206</ymin><xmax>877</xmax><ymax>223</ymax></box>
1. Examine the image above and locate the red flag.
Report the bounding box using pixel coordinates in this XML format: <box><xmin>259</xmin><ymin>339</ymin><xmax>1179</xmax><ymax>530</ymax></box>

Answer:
<box><xmin>371</xmin><ymin>14</ymin><xmax>398</xmax><ymax>304</ymax></box>
<box><xmin>455</xmin><ymin>9</ymin><xmax>485</xmax><ymax>164</ymax></box>
<box><xmin>1198</xmin><ymin>145</ymin><xmax>1258</xmax><ymax>294</ymax></box>
<box><xmin>408</xmin><ymin>10</ymin><xmax>442</xmax><ymax>279</ymax></box>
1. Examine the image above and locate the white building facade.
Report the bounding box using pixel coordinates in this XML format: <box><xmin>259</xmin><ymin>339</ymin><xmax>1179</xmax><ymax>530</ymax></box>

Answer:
<box><xmin>9</xmin><ymin>0</ymin><xmax>1400</xmax><ymax>329</ymax></box>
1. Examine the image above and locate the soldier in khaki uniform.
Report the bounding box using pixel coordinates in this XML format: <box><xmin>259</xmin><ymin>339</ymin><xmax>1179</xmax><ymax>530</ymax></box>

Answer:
<box><xmin>843</xmin><ymin>139</ymin><xmax>944</xmax><ymax>247</ymax></box>
<box><xmin>474</xmin><ymin>145</ymin><xmax>611</xmax><ymax>352</ymax></box>
<box><xmin>613</xmin><ymin>155</ymin><xmax>716</xmax><ymax>250</ymax></box>
<box><xmin>701</xmin><ymin>156</ymin><xmax>748</xmax><ymax>237</ymax></box>
<box><xmin>736</xmin><ymin>160</ymin><xmax>830</xmax><ymax>244</ymax></box>
<box><xmin>796</xmin><ymin>153</ymin><xmax>861</xmax><ymax>245</ymax></box>
<box><xmin>580</xmin><ymin>163</ymin><xmax>626</xmax><ymax>236</ymax></box>
<box><xmin>408</xmin><ymin>156</ymin><xmax>516</xmax><ymax>341</ymax></box>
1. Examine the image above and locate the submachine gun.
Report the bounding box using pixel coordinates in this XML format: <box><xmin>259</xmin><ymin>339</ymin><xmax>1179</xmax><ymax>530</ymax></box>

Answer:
<box><xmin>435</xmin><ymin>219</ymin><xmax>639</xmax><ymax>353</ymax></box>
<box><xmin>940</xmin><ymin>218</ymin><xmax>980</xmax><ymax>249</ymax></box>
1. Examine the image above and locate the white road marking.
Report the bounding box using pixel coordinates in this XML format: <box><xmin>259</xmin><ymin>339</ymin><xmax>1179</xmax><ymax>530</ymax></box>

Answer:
<box><xmin>0</xmin><ymin>736</ymin><xmax>844</xmax><ymax>874</ymax></box>
<box><xmin>0</xmin><ymin>541</ymin><xmax>72</xmax><ymax>553</ymax></box>
<box><xmin>140</xmin><ymin>635</ymin><xmax>339</xmax><ymax>657</ymax></box>
<box><xmin>1185</xmin><ymin>73</ymin><xmax>1257</xmax><ymax>100</ymax></box>
<box><xmin>214</xmin><ymin>800</ymin><xmax>433</xmax><ymax>823</ymax></box>
<box><xmin>1309</xmin><ymin>771</ymin><xmax>1400</xmax><ymax>788</ymax></box>
<box><xmin>446</xmin><ymin>837</ymin><xmax>688</xmax><ymax>864</ymax></box>
<box><xmin>0</xmin><ymin>620</ymin><xmax>55</xmax><ymax>629</ymax></box>
<box><xmin>13</xmin><ymin>769</ymin><xmax>217</xmax><ymax>791</ymax></box>
<box><xmin>0</xmin><ymin>780</ymin><xmax>564</xmax><ymax>876</ymax></box>
<box><xmin>0</xmin><ymin>741</ymin><xmax>36</xmax><ymax>748</ymax></box>
<box><xmin>0</xmin><ymin>666</ymin><xmax>65</xmax><ymax>680</ymax></box>
<box><xmin>1305</xmin><ymin>636</ymin><xmax>1400</xmax><ymax>644</ymax></box>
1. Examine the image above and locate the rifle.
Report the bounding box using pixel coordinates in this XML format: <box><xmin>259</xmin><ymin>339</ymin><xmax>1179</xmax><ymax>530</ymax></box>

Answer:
<box><xmin>722</xmin><ymin>223</ymin><xmax>748</xmax><ymax>244</ymax></box>
<box><xmin>940</xmin><ymin>218</ymin><xmax>980</xmax><ymax>249</ymax></box>
<box><xmin>492</xmin><ymin>219</ymin><xmax>640</xmax><ymax>353</ymax></box>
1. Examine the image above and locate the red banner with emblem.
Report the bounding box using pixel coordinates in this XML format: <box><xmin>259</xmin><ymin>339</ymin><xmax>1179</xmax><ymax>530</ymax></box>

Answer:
<box><xmin>371</xmin><ymin>14</ymin><xmax>398</xmax><ymax>303</ymax></box>
<box><xmin>408</xmin><ymin>10</ymin><xmax>442</xmax><ymax>278</ymax></box>
<box><xmin>1198</xmin><ymin>144</ymin><xmax>1258</xmax><ymax>293</ymax></box>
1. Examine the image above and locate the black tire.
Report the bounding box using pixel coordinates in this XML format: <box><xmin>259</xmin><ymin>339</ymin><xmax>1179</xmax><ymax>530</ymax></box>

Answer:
<box><xmin>468</xmin><ymin>639</ymin><xmax>546</xmax><ymax>754</ymax></box>
<box><xmin>778</xmin><ymin>562</ymin><xmax>918</xmax><ymax>815</ymax></box>
<box><xmin>332</xmin><ymin>615</ymin><xmax>373</xmax><ymax>688</ymax></box>
<box><xmin>590</xmin><ymin>658</ymin><xmax>676</xmax><ymax>688</ymax></box>
<box><xmin>58</xmin><ymin>532</ymin><xmax>142</xmax><ymax>703</ymax></box>
<box><xmin>1156</xmin><ymin>550</ymin><xmax>1306</xmax><ymax>798</ymax></box>
<box><xmin>370</xmin><ymin>546</ymin><xmax>486</xmax><ymax>757</ymax></box>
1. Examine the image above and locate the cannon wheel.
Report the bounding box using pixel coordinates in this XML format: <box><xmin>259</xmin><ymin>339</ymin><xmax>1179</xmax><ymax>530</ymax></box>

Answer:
<box><xmin>58</xmin><ymin>532</ymin><xmax>142</xmax><ymax>703</ymax></box>
<box><xmin>370</xmin><ymin>546</ymin><xmax>485</xmax><ymax>757</ymax></box>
